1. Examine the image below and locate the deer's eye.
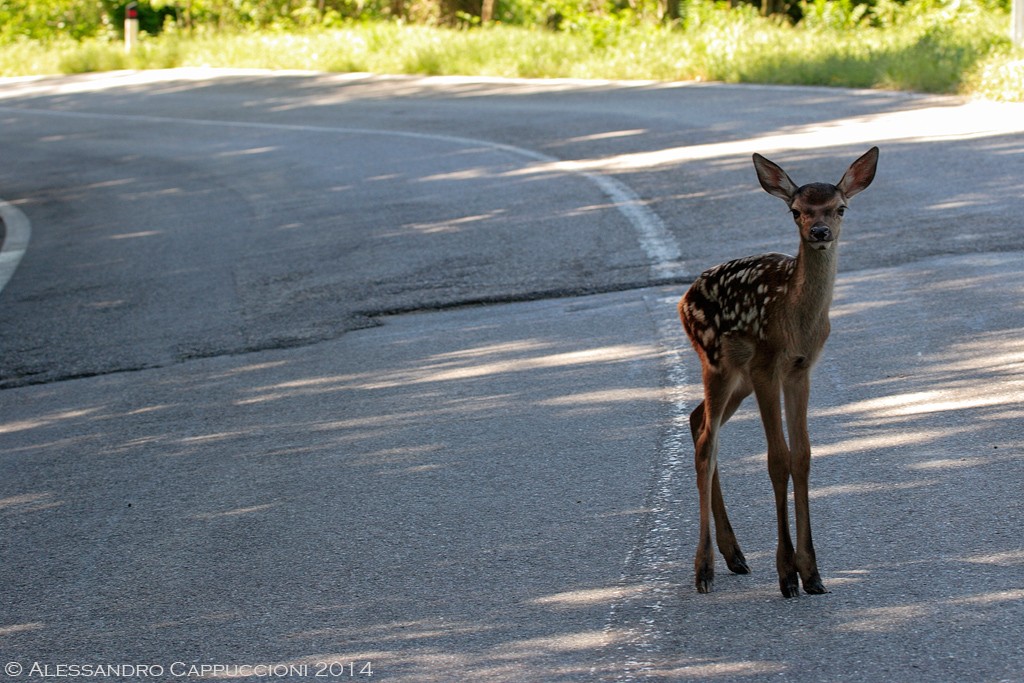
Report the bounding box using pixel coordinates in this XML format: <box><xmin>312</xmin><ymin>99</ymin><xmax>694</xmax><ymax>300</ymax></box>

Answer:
<box><xmin>837</xmin><ymin>206</ymin><xmax>847</xmax><ymax>217</ymax></box>
<box><xmin>791</xmin><ymin>209</ymin><xmax>801</xmax><ymax>220</ymax></box>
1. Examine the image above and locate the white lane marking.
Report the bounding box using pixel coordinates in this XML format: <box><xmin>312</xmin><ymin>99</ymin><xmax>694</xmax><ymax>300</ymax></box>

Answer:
<box><xmin>0</xmin><ymin>199</ymin><xmax>31</xmax><ymax>295</ymax></box>
<box><xmin>0</xmin><ymin>106</ymin><xmax>685</xmax><ymax>280</ymax></box>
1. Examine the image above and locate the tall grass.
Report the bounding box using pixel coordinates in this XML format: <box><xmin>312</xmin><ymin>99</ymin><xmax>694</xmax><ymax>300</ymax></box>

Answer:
<box><xmin>1</xmin><ymin>0</ymin><xmax>1022</xmax><ymax>101</ymax></box>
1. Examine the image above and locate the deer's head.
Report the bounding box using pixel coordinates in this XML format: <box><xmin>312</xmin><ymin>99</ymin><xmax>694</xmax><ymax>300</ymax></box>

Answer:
<box><xmin>753</xmin><ymin>147</ymin><xmax>879</xmax><ymax>252</ymax></box>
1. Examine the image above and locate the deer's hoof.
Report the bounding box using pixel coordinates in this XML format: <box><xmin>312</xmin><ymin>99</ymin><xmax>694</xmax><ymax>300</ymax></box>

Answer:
<box><xmin>726</xmin><ymin>550</ymin><xmax>751</xmax><ymax>575</ymax></box>
<box><xmin>803</xmin><ymin>577</ymin><xmax>828</xmax><ymax>594</ymax></box>
<box><xmin>696</xmin><ymin>566</ymin><xmax>715</xmax><ymax>593</ymax></box>
<box><xmin>695</xmin><ymin>552</ymin><xmax>715</xmax><ymax>593</ymax></box>
<box><xmin>780</xmin><ymin>574</ymin><xmax>800</xmax><ymax>598</ymax></box>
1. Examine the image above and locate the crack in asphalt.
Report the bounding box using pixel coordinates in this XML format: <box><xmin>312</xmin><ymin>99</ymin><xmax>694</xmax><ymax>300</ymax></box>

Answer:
<box><xmin>0</xmin><ymin>275</ymin><xmax>695</xmax><ymax>391</ymax></box>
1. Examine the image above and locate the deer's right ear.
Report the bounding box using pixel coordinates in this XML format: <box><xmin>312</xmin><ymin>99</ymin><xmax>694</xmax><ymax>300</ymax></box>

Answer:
<box><xmin>753</xmin><ymin>153</ymin><xmax>799</xmax><ymax>203</ymax></box>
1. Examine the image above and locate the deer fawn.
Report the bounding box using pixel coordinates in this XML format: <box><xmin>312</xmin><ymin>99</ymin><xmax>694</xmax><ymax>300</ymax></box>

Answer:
<box><xmin>678</xmin><ymin>147</ymin><xmax>878</xmax><ymax>597</ymax></box>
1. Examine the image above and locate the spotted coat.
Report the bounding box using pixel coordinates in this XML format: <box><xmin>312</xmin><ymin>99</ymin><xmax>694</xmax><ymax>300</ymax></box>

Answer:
<box><xmin>679</xmin><ymin>253</ymin><xmax>796</xmax><ymax>367</ymax></box>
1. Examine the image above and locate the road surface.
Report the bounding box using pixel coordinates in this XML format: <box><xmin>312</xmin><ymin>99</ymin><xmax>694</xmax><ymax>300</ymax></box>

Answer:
<box><xmin>1</xmin><ymin>70</ymin><xmax>1023</xmax><ymax>682</ymax></box>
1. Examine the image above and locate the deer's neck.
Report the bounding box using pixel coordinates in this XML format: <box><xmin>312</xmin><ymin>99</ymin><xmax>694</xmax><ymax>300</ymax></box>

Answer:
<box><xmin>789</xmin><ymin>242</ymin><xmax>838</xmax><ymax>324</ymax></box>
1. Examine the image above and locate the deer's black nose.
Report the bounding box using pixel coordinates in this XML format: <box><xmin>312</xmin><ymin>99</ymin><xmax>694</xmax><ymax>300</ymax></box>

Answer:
<box><xmin>810</xmin><ymin>226</ymin><xmax>832</xmax><ymax>241</ymax></box>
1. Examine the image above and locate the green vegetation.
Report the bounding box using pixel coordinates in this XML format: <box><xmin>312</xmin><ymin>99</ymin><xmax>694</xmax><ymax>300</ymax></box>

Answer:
<box><xmin>0</xmin><ymin>0</ymin><xmax>1022</xmax><ymax>100</ymax></box>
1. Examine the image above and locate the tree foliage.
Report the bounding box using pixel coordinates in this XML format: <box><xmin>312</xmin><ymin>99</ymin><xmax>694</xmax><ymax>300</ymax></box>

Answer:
<box><xmin>0</xmin><ymin>0</ymin><xmax>1013</xmax><ymax>43</ymax></box>
<box><xmin>0</xmin><ymin>0</ymin><xmax>178</xmax><ymax>41</ymax></box>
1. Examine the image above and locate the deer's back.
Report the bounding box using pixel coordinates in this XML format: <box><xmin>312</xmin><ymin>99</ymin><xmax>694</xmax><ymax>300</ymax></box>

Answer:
<box><xmin>679</xmin><ymin>253</ymin><xmax>796</xmax><ymax>368</ymax></box>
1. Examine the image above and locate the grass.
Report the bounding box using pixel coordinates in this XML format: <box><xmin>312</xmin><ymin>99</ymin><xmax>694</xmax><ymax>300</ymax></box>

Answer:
<box><xmin>1</xmin><ymin>2</ymin><xmax>1022</xmax><ymax>101</ymax></box>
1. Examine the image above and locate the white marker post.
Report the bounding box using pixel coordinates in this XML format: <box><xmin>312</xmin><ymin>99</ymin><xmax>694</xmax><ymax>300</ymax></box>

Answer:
<box><xmin>1014</xmin><ymin>0</ymin><xmax>1024</xmax><ymax>45</ymax></box>
<box><xmin>125</xmin><ymin>2</ymin><xmax>139</xmax><ymax>53</ymax></box>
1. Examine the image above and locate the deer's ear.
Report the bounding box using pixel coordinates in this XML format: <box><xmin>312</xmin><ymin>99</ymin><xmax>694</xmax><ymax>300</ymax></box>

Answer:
<box><xmin>753</xmin><ymin>153</ymin><xmax>800</xmax><ymax>202</ymax></box>
<box><xmin>837</xmin><ymin>146</ymin><xmax>879</xmax><ymax>198</ymax></box>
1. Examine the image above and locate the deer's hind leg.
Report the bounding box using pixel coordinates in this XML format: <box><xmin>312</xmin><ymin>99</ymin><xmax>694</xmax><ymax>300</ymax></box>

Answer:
<box><xmin>691</xmin><ymin>371</ymin><xmax>753</xmax><ymax>592</ymax></box>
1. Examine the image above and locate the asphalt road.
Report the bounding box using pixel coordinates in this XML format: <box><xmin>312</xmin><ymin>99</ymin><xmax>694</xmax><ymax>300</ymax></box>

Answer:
<box><xmin>1</xmin><ymin>70</ymin><xmax>1023</xmax><ymax>682</ymax></box>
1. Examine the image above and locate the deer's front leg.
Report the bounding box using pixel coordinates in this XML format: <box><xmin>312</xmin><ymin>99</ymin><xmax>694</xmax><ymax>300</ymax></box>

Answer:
<box><xmin>784</xmin><ymin>371</ymin><xmax>827</xmax><ymax>595</ymax></box>
<box><xmin>753</xmin><ymin>372</ymin><xmax>798</xmax><ymax>598</ymax></box>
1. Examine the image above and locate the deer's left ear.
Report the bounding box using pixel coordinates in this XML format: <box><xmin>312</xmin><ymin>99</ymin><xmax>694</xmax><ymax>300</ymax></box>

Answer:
<box><xmin>837</xmin><ymin>147</ymin><xmax>879</xmax><ymax>199</ymax></box>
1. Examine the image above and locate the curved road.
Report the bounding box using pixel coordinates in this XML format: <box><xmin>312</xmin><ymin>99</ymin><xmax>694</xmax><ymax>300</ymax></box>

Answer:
<box><xmin>1</xmin><ymin>70</ymin><xmax>1023</xmax><ymax>681</ymax></box>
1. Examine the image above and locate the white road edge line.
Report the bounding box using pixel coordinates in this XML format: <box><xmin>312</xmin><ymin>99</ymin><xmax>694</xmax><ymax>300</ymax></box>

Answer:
<box><xmin>0</xmin><ymin>199</ymin><xmax>31</xmax><ymax>296</ymax></box>
<box><xmin>0</xmin><ymin>106</ymin><xmax>686</xmax><ymax>282</ymax></box>
<box><xmin>598</xmin><ymin>291</ymin><xmax>694</xmax><ymax>680</ymax></box>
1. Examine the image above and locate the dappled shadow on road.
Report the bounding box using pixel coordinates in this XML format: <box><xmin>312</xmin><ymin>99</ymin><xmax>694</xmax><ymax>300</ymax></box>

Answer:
<box><xmin>4</xmin><ymin>72</ymin><xmax>1024</xmax><ymax>390</ymax></box>
<box><xmin>628</xmin><ymin>252</ymin><xmax>1024</xmax><ymax>680</ymax></box>
<box><xmin>4</xmin><ymin>71</ymin><xmax>1023</xmax><ymax>263</ymax></box>
<box><xmin>0</xmin><ymin>68</ymin><xmax>945</xmax><ymax>118</ymax></box>
<box><xmin>2</xmin><ymin>252</ymin><xmax>1022</xmax><ymax>680</ymax></box>
<box><xmin>3</xmin><ymin>73</ymin><xmax>689</xmax><ymax>388</ymax></box>
<box><xmin>8</xmin><ymin>71</ymin><xmax>1024</xmax><ymax>284</ymax></box>
<box><xmin>2</xmin><ymin>71</ymin><xmax>1024</xmax><ymax>680</ymax></box>
<box><xmin>0</xmin><ymin>292</ymin><xmax>670</xmax><ymax>681</ymax></box>
<box><xmin>0</xmin><ymin>130</ymin><xmax>650</xmax><ymax>392</ymax></box>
